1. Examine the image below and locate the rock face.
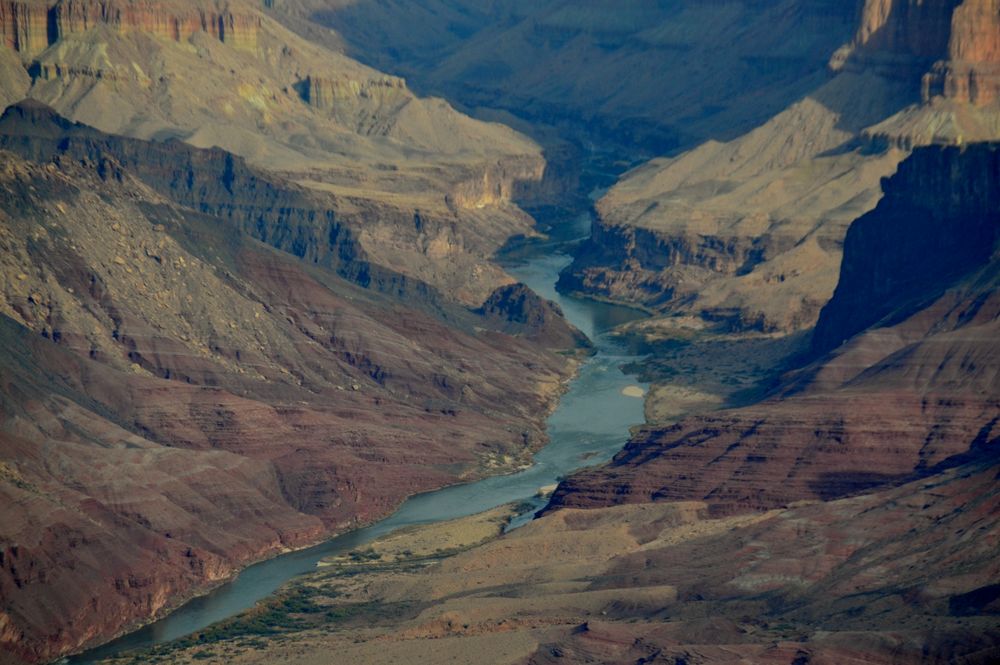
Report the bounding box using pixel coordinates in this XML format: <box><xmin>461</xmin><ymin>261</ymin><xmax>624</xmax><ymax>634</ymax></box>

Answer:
<box><xmin>836</xmin><ymin>0</ymin><xmax>1000</xmax><ymax>106</ymax></box>
<box><xmin>548</xmin><ymin>143</ymin><xmax>1000</xmax><ymax>516</ymax></box>
<box><xmin>476</xmin><ymin>283</ymin><xmax>592</xmax><ymax>351</ymax></box>
<box><xmin>1</xmin><ymin>0</ymin><xmax>262</xmax><ymax>56</ymax></box>
<box><xmin>929</xmin><ymin>0</ymin><xmax>1000</xmax><ymax>105</ymax></box>
<box><xmin>561</xmin><ymin>0</ymin><xmax>1000</xmax><ymax>332</ymax></box>
<box><xmin>813</xmin><ymin>142</ymin><xmax>1000</xmax><ymax>352</ymax></box>
<box><xmin>0</xmin><ymin>105</ymin><xmax>576</xmax><ymax>663</ymax></box>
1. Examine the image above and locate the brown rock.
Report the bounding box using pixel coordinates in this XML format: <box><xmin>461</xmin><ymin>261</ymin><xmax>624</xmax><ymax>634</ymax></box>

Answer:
<box><xmin>0</xmin><ymin>130</ymin><xmax>571</xmax><ymax>662</ymax></box>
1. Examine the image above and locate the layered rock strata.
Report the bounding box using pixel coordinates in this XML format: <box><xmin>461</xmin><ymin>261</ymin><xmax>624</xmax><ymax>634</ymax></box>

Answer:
<box><xmin>1</xmin><ymin>0</ymin><xmax>261</xmax><ymax>56</ymax></box>
<box><xmin>549</xmin><ymin>143</ymin><xmax>1000</xmax><ymax>515</ymax></box>
<box><xmin>0</xmin><ymin>108</ymin><xmax>581</xmax><ymax>663</ymax></box>
<box><xmin>0</xmin><ymin>0</ymin><xmax>549</xmax><ymax>304</ymax></box>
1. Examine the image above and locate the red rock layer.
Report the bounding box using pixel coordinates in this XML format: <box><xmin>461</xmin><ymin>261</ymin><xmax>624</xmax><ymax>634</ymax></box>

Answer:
<box><xmin>0</xmin><ymin>0</ymin><xmax>261</xmax><ymax>57</ymax></box>
<box><xmin>531</xmin><ymin>456</ymin><xmax>1000</xmax><ymax>664</ymax></box>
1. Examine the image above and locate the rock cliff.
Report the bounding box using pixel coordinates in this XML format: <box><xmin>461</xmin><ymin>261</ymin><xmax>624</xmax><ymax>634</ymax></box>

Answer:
<box><xmin>476</xmin><ymin>283</ymin><xmax>592</xmax><ymax>351</ymax></box>
<box><xmin>0</xmin><ymin>0</ymin><xmax>549</xmax><ymax>304</ymax></box>
<box><xmin>836</xmin><ymin>0</ymin><xmax>1000</xmax><ymax>106</ymax></box>
<box><xmin>813</xmin><ymin>142</ymin><xmax>1000</xmax><ymax>352</ymax></box>
<box><xmin>1</xmin><ymin>0</ymin><xmax>262</xmax><ymax>56</ymax></box>
<box><xmin>548</xmin><ymin>143</ymin><xmax>1000</xmax><ymax>515</ymax></box>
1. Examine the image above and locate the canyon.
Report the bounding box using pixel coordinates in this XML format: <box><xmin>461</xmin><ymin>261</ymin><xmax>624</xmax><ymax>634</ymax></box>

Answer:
<box><xmin>1</xmin><ymin>1</ymin><xmax>998</xmax><ymax>664</ymax></box>
<box><xmin>0</xmin><ymin>110</ymin><xmax>585</xmax><ymax>662</ymax></box>
<box><xmin>109</xmin><ymin>137</ymin><xmax>1000</xmax><ymax>665</ymax></box>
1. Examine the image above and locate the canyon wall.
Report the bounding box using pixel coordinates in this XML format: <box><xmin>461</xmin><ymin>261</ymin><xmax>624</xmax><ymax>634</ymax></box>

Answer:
<box><xmin>562</xmin><ymin>0</ymin><xmax>1000</xmax><ymax>333</ymax></box>
<box><xmin>0</xmin><ymin>0</ymin><xmax>550</xmax><ymax>305</ymax></box>
<box><xmin>813</xmin><ymin>142</ymin><xmax>1000</xmax><ymax>352</ymax></box>
<box><xmin>836</xmin><ymin>0</ymin><xmax>1000</xmax><ymax>105</ymax></box>
<box><xmin>548</xmin><ymin>143</ymin><xmax>1000</xmax><ymax>516</ymax></box>
<box><xmin>1</xmin><ymin>0</ymin><xmax>261</xmax><ymax>57</ymax></box>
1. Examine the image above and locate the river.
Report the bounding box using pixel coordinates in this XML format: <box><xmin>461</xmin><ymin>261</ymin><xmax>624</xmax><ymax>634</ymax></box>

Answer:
<box><xmin>69</xmin><ymin>205</ymin><xmax>647</xmax><ymax>664</ymax></box>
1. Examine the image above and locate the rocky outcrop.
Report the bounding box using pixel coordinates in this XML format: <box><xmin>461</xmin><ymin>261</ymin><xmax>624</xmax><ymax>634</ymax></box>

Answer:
<box><xmin>833</xmin><ymin>0</ymin><xmax>959</xmax><ymax>83</ymax></box>
<box><xmin>447</xmin><ymin>155</ymin><xmax>548</xmax><ymax>209</ymax></box>
<box><xmin>926</xmin><ymin>0</ymin><xmax>1000</xmax><ymax>105</ymax></box>
<box><xmin>1</xmin><ymin>0</ymin><xmax>261</xmax><ymax>57</ymax></box>
<box><xmin>476</xmin><ymin>283</ymin><xmax>592</xmax><ymax>351</ymax></box>
<box><xmin>558</xmin><ymin>218</ymin><xmax>798</xmax><ymax>330</ymax></box>
<box><xmin>814</xmin><ymin>142</ymin><xmax>1000</xmax><ymax>353</ymax></box>
<box><xmin>300</xmin><ymin>73</ymin><xmax>406</xmax><ymax>112</ymax></box>
<box><xmin>548</xmin><ymin>143</ymin><xmax>1000</xmax><ymax>516</ymax></box>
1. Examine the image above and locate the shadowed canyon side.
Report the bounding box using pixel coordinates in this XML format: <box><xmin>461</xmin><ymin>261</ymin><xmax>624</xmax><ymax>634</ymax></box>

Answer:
<box><xmin>299</xmin><ymin>0</ymin><xmax>859</xmax><ymax>154</ymax></box>
<box><xmin>560</xmin><ymin>0</ymin><xmax>1000</xmax><ymax>334</ymax></box>
<box><xmin>549</xmin><ymin>142</ymin><xmax>1000</xmax><ymax>514</ymax></box>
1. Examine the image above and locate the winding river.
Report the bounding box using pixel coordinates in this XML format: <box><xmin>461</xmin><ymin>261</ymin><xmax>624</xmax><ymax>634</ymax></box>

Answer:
<box><xmin>70</xmin><ymin>204</ymin><xmax>647</xmax><ymax>664</ymax></box>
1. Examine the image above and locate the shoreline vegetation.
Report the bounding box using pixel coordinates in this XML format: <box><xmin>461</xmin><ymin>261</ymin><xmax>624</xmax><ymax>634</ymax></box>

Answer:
<box><xmin>95</xmin><ymin>505</ymin><xmax>522</xmax><ymax>665</ymax></box>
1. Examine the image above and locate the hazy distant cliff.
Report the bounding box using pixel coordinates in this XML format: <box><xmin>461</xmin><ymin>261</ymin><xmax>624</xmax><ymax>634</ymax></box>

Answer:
<box><xmin>1</xmin><ymin>0</ymin><xmax>261</xmax><ymax>55</ymax></box>
<box><xmin>561</xmin><ymin>0</ymin><xmax>1000</xmax><ymax>333</ymax></box>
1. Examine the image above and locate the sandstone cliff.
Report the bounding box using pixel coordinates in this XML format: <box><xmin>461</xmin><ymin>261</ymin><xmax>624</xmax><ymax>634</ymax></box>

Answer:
<box><xmin>549</xmin><ymin>143</ymin><xmax>1000</xmax><ymax>515</ymax></box>
<box><xmin>1</xmin><ymin>0</ymin><xmax>262</xmax><ymax>57</ymax></box>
